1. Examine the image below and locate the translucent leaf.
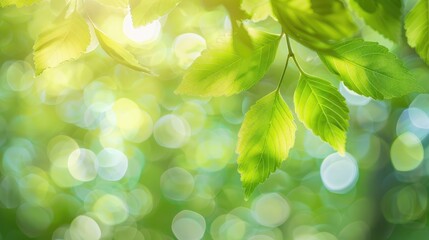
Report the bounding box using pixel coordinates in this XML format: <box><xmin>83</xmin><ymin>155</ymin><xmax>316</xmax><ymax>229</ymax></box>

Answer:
<box><xmin>237</xmin><ymin>91</ymin><xmax>296</xmax><ymax>199</ymax></box>
<box><xmin>94</xmin><ymin>28</ymin><xmax>153</xmax><ymax>74</ymax></box>
<box><xmin>294</xmin><ymin>74</ymin><xmax>349</xmax><ymax>154</ymax></box>
<box><xmin>176</xmin><ymin>30</ymin><xmax>280</xmax><ymax>97</ymax></box>
<box><xmin>0</xmin><ymin>0</ymin><xmax>39</xmax><ymax>7</ymax></box>
<box><xmin>271</xmin><ymin>0</ymin><xmax>357</xmax><ymax>50</ymax></box>
<box><xmin>241</xmin><ymin>0</ymin><xmax>273</xmax><ymax>22</ymax></box>
<box><xmin>320</xmin><ymin>39</ymin><xmax>424</xmax><ymax>99</ymax></box>
<box><xmin>33</xmin><ymin>12</ymin><xmax>90</xmax><ymax>75</ymax></box>
<box><xmin>350</xmin><ymin>0</ymin><xmax>402</xmax><ymax>42</ymax></box>
<box><xmin>405</xmin><ymin>0</ymin><xmax>429</xmax><ymax>65</ymax></box>
<box><xmin>130</xmin><ymin>0</ymin><xmax>181</xmax><ymax>26</ymax></box>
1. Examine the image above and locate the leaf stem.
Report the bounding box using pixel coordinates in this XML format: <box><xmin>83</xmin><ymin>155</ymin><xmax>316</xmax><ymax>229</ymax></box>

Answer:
<box><xmin>286</xmin><ymin>35</ymin><xmax>307</xmax><ymax>76</ymax></box>
<box><xmin>276</xmin><ymin>53</ymin><xmax>291</xmax><ymax>92</ymax></box>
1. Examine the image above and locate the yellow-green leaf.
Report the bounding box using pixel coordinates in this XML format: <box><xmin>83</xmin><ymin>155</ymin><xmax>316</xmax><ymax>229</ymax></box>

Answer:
<box><xmin>241</xmin><ymin>0</ymin><xmax>273</xmax><ymax>22</ymax></box>
<box><xmin>130</xmin><ymin>0</ymin><xmax>181</xmax><ymax>26</ymax></box>
<box><xmin>237</xmin><ymin>91</ymin><xmax>296</xmax><ymax>199</ymax></box>
<box><xmin>271</xmin><ymin>0</ymin><xmax>357</xmax><ymax>50</ymax></box>
<box><xmin>176</xmin><ymin>30</ymin><xmax>279</xmax><ymax>97</ymax></box>
<box><xmin>33</xmin><ymin>12</ymin><xmax>90</xmax><ymax>75</ymax></box>
<box><xmin>294</xmin><ymin>74</ymin><xmax>349</xmax><ymax>154</ymax></box>
<box><xmin>405</xmin><ymin>0</ymin><xmax>429</xmax><ymax>64</ymax></box>
<box><xmin>351</xmin><ymin>0</ymin><xmax>402</xmax><ymax>42</ymax></box>
<box><xmin>320</xmin><ymin>39</ymin><xmax>424</xmax><ymax>99</ymax></box>
<box><xmin>94</xmin><ymin>28</ymin><xmax>153</xmax><ymax>74</ymax></box>
<box><xmin>0</xmin><ymin>0</ymin><xmax>39</xmax><ymax>7</ymax></box>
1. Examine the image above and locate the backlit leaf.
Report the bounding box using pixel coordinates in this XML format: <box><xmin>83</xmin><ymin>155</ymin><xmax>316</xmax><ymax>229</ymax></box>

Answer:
<box><xmin>294</xmin><ymin>74</ymin><xmax>349</xmax><ymax>154</ymax></box>
<box><xmin>271</xmin><ymin>0</ymin><xmax>357</xmax><ymax>50</ymax></box>
<box><xmin>237</xmin><ymin>91</ymin><xmax>296</xmax><ymax>199</ymax></box>
<box><xmin>320</xmin><ymin>39</ymin><xmax>423</xmax><ymax>99</ymax></box>
<box><xmin>94</xmin><ymin>27</ymin><xmax>153</xmax><ymax>74</ymax></box>
<box><xmin>33</xmin><ymin>12</ymin><xmax>90</xmax><ymax>75</ymax></box>
<box><xmin>130</xmin><ymin>0</ymin><xmax>181</xmax><ymax>26</ymax></box>
<box><xmin>351</xmin><ymin>0</ymin><xmax>402</xmax><ymax>42</ymax></box>
<box><xmin>176</xmin><ymin>30</ymin><xmax>279</xmax><ymax>97</ymax></box>
<box><xmin>405</xmin><ymin>0</ymin><xmax>429</xmax><ymax>64</ymax></box>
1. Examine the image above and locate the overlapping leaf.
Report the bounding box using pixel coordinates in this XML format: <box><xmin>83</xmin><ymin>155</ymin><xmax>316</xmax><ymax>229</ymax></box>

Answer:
<box><xmin>33</xmin><ymin>12</ymin><xmax>90</xmax><ymax>75</ymax></box>
<box><xmin>176</xmin><ymin>30</ymin><xmax>279</xmax><ymax>97</ymax></box>
<box><xmin>271</xmin><ymin>0</ymin><xmax>357</xmax><ymax>50</ymax></box>
<box><xmin>320</xmin><ymin>39</ymin><xmax>423</xmax><ymax>99</ymax></box>
<box><xmin>130</xmin><ymin>0</ymin><xmax>181</xmax><ymax>26</ymax></box>
<box><xmin>94</xmin><ymin>28</ymin><xmax>153</xmax><ymax>74</ymax></box>
<box><xmin>94</xmin><ymin>0</ymin><xmax>128</xmax><ymax>8</ymax></box>
<box><xmin>351</xmin><ymin>0</ymin><xmax>401</xmax><ymax>42</ymax></box>
<box><xmin>0</xmin><ymin>0</ymin><xmax>39</xmax><ymax>7</ymax></box>
<box><xmin>241</xmin><ymin>0</ymin><xmax>273</xmax><ymax>22</ymax></box>
<box><xmin>294</xmin><ymin>74</ymin><xmax>349</xmax><ymax>153</ymax></box>
<box><xmin>237</xmin><ymin>91</ymin><xmax>296</xmax><ymax>199</ymax></box>
<box><xmin>405</xmin><ymin>0</ymin><xmax>429</xmax><ymax>64</ymax></box>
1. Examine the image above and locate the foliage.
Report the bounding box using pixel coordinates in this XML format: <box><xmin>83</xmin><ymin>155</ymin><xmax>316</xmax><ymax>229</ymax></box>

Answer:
<box><xmin>1</xmin><ymin>0</ymin><xmax>429</xmax><ymax>239</ymax></box>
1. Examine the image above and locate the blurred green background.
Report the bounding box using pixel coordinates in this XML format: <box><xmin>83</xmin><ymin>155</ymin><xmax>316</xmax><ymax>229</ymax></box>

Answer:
<box><xmin>1</xmin><ymin>0</ymin><xmax>429</xmax><ymax>239</ymax></box>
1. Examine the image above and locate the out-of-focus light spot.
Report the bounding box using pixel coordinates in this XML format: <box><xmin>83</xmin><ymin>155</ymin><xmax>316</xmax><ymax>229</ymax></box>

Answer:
<box><xmin>123</xmin><ymin>13</ymin><xmax>161</xmax><ymax>43</ymax></box>
<box><xmin>3</xmin><ymin>146</ymin><xmax>33</xmax><ymax>176</ymax></box>
<box><xmin>126</xmin><ymin>187</ymin><xmax>153</xmax><ymax>219</ymax></box>
<box><xmin>96</xmin><ymin>148</ymin><xmax>128</xmax><ymax>181</ymax></box>
<box><xmin>410</xmin><ymin>94</ymin><xmax>429</xmax><ymax>128</ymax></box>
<box><xmin>174</xmin><ymin>102</ymin><xmax>207</xmax><ymax>135</ymax></box>
<box><xmin>6</xmin><ymin>61</ymin><xmax>34</xmax><ymax>92</ymax></box>
<box><xmin>172</xmin><ymin>210</ymin><xmax>206</xmax><ymax>240</ymax></box>
<box><xmin>16</xmin><ymin>203</ymin><xmax>52</xmax><ymax>238</ymax></box>
<box><xmin>338</xmin><ymin>221</ymin><xmax>369</xmax><ymax>240</ymax></box>
<box><xmin>304</xmin><ymin>131</ymin><xmax>333</xmax><ymax>159</ymax></box>
<box><xmin>248</xmin><ymin>235</ymin><xmax>275</xmax><ymax>240</ymax></box>
<box><xmin>0</xmin><ymin>176</ymin><xmax>20</xmax><ymax>208</ymax></box>
<box><xmin>210</xmin><ymin>214</ymin><xmax>247</xmax><ymax>240</ymax></box>
<box><xmin>48</xmin><ymin>135</ymin><xmax>79</xmax><ymax>167</ymax></box>
<box><xmin>321</xmin><ymin>153</ymin><xmax>359</xmax><ymax>194</ymax></box>
<box><xmin>173</xmin><ymin>33</ymin><xmax>206</xmax><ymax>69</ymax></box>
<box><xmin>84</xmin><ymin>81</ymin><xmax>115</xmax><ymax>113</ymax></box>
<box><xmin>69</xmin><ymin>215</ymin><xmax>101</xmax><ymax>240</ymax></box>
<box><xmin>356</xmin><ymin>100</ymin><xmax>389</xmax><ymax>132</ymax></box>
<box><xmin>160</xmin><ymin>167</ymin><xmax>194</xmax><ymax>201</ymax></box>
<box><xmin>391</xmin><ymin>132</ymin><xmax>423</xmax><ymax>172</ymax></box>
<box><xmin>114</xmin><ymin>226</ymin><xmax>145</xmax><ymax>240</ymax></box>
<box><xmin>68</xmin><ymin>148</ymin><xmax>98</xmax><ymax>182</ymax></box>
<box><xmin>93</xmin><ymin>194</ymin><xmax>129</xmax><ymax>225</ymax></box>
<box><xmin>195</xmin><ymin>130</ymin><xmax>234</xmax><ymax>171</ymax></box>
<box><xmin>382</xmin><ymin>184</ymin><xmax>427</xmax><ymax>224</ymax></box>
<box><xmin>111</xmin><ymin>98</ymin><xmax>153</xmax><ymax>143</ymax></box>
<box><xmin>154</xmin><ymin>114</ymin><xmax>191</xmax><ymax>149</ymax></box>
<box><xmin>408</xmin><ymin>107</ymin><xmax>429</xmax><ymax>129</ymax></box>
<box><xmin>396</xmin><ymin>109</ymin><xmax>429</xmax><ymax>140</ymax></box>
<box><xmin>339</xmin><ymin>83</ymin><xmax>371</xmax><ymax>106</ymax></box>
<box><xmin>19</xmin><ymin>171</ymin><xmax>55</xmax><ymax>204</ymax></box>
<box><xmin>252</xmin><ymin>193</ymin><xmax>290</xmax><ymax>227</ymax></box>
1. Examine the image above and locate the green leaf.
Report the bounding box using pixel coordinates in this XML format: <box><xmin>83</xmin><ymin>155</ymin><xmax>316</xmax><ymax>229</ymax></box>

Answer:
<box><xmin>294</xmin><ymin>74</ymin><xmax>349</xmax><ymax>154</ymax></box>
<box><xmin>271</xmin><ymin>0</ymin><xmax>357</xmax><ymax>50</ymax></box>
<box><xmin>94</xmin><ymin>28</ymin><xmax>153</xmax><ymax>74</ymax></box>
<box><xmin>33</xmin><ymin>12</ymin><xmax>90</xmax><ymax>75</ymax></box>
<box><xmin>320</xmin><ymin>39</ymin><xmax>423</xmax><ymax>99</ymax></box>
<box><xmin>130</xmin><ymin>0</ymin><xmax>181</xmax><ymax>26</ymax></box>
<box><xmin>241</xmin><ymin>0</ymin><xmax>273</xmax><ymax>22</ymax></box>
<box><xmin>237</xmin><ymin>91</ymin><xmax>296</xmax><ymax>199</ymax></box>
<box><xmin>350</xmin><ymin>0</ymin><xmax>402</xmax><ymax>42</ymax></box>
<box><xmin>405</xmin><ymin>0</ymin><xmax>429</xmax><ymax>65</ymax></box>
<box><xmin>0</xmin><ymin>0</ymin><xmax>39</xmax><ymax>7</ymax></box>
<box><xmin>176</xmin><ymin>30</ymin><xmax>279</xmax><ymax>97</ymax></box>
